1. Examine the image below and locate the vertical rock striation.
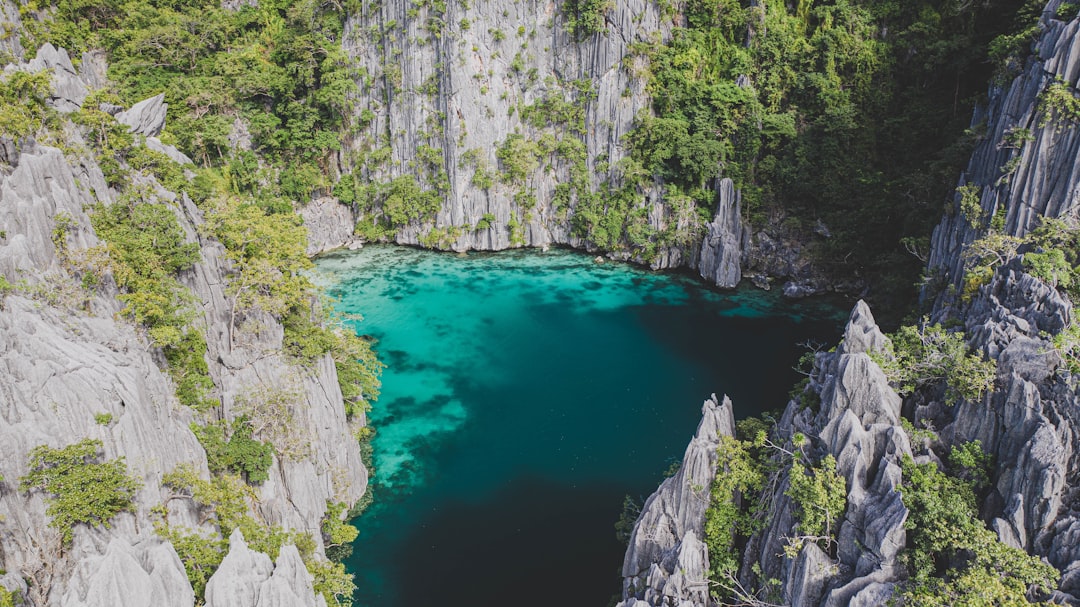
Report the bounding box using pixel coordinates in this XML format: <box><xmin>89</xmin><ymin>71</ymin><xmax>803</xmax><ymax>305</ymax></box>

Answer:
<box><xmin>618</xmin><ymin>395</ymin><xmax>735</xmax><ymax>607</ymax></box>
<box><xmin>616</xmin><ymin>3</ymin><xmax>1080</xmax><ymax>606</ymax></box>
<box><xmin>0</xmin><ymin>47</ymin><xmax>366</xmax><ymax>603</ymax></box>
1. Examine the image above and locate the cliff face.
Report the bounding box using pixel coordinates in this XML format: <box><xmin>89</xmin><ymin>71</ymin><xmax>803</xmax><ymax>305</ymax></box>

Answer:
<box><xmin>340</xmin><ymin>0</ymin><xmax>663</xmax><ymax>249</ymax></box>
<box><xmin>305</xmin><ymin>0</ymin><xmax>752</xmax><ymax>288</ymax></box>
<box><xmin>617</xmin><ymin>2</ymin><xmax>1080</xmax><ymax>605</ymax></box>
<box><xmin>0</xmin><ymin>44</ymin><xmax>365</xmax><ymax>604</ymax></box>
<box><xmin>927</xmin><ymin>0</ymin><xmax>1080</xmax><ymax>295</ymax></box>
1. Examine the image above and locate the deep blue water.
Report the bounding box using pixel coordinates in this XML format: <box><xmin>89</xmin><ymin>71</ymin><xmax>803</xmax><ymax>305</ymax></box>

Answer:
<box><xmin>314</xmin><ymin>246</ymin><xmax>846</xmax><ymax>607</ymax></box>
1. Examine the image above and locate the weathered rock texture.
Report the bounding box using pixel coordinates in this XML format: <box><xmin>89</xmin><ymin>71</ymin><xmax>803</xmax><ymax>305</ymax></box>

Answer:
<box><xmin>618</xmin><ymin>395</ymin><xmax>735</xmax><ymax>606</ymax></box>
<box><xmin>920</xmin><ymin>3</ymin><xmax>1080</xmax><ymax>597</ymax></box>
<box><xmin>616</xmin><ymin>3</ymin><xmax>1080</xmax><ymax>605</ymax></box>
<box><xmin>204</xmin><ymin>531</ymin><xmax>327</xmax><ymax>607</ymax></box>
<box><xmin>926</xmin><ymin>0</ymin><xmax>1080</xmax><ymax>297</ymax></box>
<box><xmin>300</xmin><ymin>0</ymin><xmax>756</xmax><ymax>287</ymax></box>
<box><xmin>741</xmin><ymin>302</ymin><xmax>911</xmax><ymax>607</ymax></box>
<box><xmin>0</xmin><ymin>47</ymin><xmax>365</xmax><ymax>604</ymax></box>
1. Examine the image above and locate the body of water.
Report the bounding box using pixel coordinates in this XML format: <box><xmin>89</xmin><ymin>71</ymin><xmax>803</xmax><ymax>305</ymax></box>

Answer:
<box><xmin>315</xmin><ymin>246</ymin><xmax>846</xmax><ymax>607</ymax></box>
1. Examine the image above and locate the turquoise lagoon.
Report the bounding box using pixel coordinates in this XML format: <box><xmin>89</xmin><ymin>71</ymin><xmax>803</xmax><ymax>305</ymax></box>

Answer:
<box><xmin>314</xmin><ymin>245</ymin><xmax>846</xmax><ymax>607</ymax></box>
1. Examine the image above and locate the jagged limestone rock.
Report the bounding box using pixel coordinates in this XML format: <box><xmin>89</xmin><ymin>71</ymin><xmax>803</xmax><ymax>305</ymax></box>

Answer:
<box><xmin>204</xmin><ymin>531</ymin><xmax>327</xmax><ymax>607</ymax></box>
<box><xmin>0</xmin><ymin>46</ymin><xmax>367</xmax><ymax>602</ymax></box>
<box><xmin>697</xmin><ymin>179</ymin><xmax>745</xmax><ymax>288</ymax></box>
<box><xmin>204</xmin><ymin>530</ymin><xmax>274</xmax><ymax>607</ymax></box>
<box><xmin>925</xmin><ymin>0</ymin><xmax>1080</xmax><ymax>302</ymax></box>
<box><xmin>300</xmin><ymin>197</ymin><xmax>359</xmax><ymax>256</ymax></box>
<box><xmin>116</xmin><ymin>94</ymin><xmax>168</xmax><ymax>137</ymax></box>
<box><xmin>61</xmin><ymin>538</ymin><xmax>194</xmax><ymax>607</ymax></box>
<box><xmin>22</xmin><ymin>43</ymin><xmax>87</xmax><ymax>112</ymax></box>
<box><xmin>618</xmin><ymin>394</ymin><xmax>735</xmax><ymax>607</ymax></box>
<box><xmin>0</xmin><ymin>0</ymin><xmax>23</xmax><ymax>62</ymax></box>
<box><xmin>733</xmin><ymin>301</ymin><xmax>911</xmax><ymax>606</ymax></box>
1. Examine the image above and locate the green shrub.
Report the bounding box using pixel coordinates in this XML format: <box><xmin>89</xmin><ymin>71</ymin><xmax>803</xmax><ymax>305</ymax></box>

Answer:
<box><xmin>784</xmin><ymin>453</ymin><xmax>846</xmax><ymax>556</ymax></box>
<box><xmin>20</xmin><ymin>439</ymin><xmax>141</xmax><ymax>545</ymax></box>
<box><xmin>90</xmin><ymin>186</ymin><xmax>201</xmax><ymax>347</ymax></box>
<box><xmin>875</xmin><ymin>322</ymin><xmax>996</xmax><ymax>402</ymax></box>
<box><xmin>163</xmin><ymin>330</ymin><xmax>216</xmax><ymax>411</ymax></box>
<box><xmin>704</xmin><ymin>436</ymin><xmax>765</xmax><ymax>581</ymax></box>
<box><xmin>191</xmin><ymin>419</ymin><xmax>273</xmax><ymax>484</ymax></box>
<box><xmin>898</xmin><ymin>455</ymin><xmax>1058</xmax><ymax>605</ymax></box>
<box><xmin>94</xmin><ymin>413</ymin><xmax>114</xmax><ymax>426</ymax></box>
<box><xmin>0</xmin><ymin>69</ymin><xmax>51</xmax><ymax>139</ymax></box>
<box><xmin>322</xmin><ymin>501</ymin><xmax>359</xmax><ymax>562</ymax></box>
<box><xmin>1039</xmin><ymin>80</ymin><xmax>1080</xmax><ymax>127</ymax></box>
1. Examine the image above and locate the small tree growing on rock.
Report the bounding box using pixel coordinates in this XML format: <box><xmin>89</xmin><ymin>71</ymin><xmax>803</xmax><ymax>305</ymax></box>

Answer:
<box><xmin>19</xmin><ymin>439</ymin><xmax>141</xmax><ymax>546</ymax></box>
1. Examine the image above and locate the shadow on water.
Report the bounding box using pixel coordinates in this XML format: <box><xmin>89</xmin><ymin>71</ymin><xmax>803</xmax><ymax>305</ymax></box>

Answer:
<box><xmin>321</xmin><ymin>246</ymin><xmax>848</xmax><ymax>607</ymax></box>
<box><xmin>388</xmin><ymin>476</ymin><xmax>627</xmax><ymax>607</ymax></box>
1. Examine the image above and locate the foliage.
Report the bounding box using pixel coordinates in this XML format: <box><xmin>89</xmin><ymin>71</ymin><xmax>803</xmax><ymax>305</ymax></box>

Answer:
<box><xmin>281</xmin><ymin>305</ymin><xmax>383</xmax><ymax>417</ymax></box>
<box><xmin>475</xmin><ymin>213</ymin><xmax>496</xmax><ymax>231</ymax></box>
<box><xmin>307</xmin><ymin>558</ymin><xmax>355</xmax><ymax>607</ymax></box>
<box><xmin>191</xmin><ymin>418</ymin><xmax>274</xmax><ymax>484</ymax></box>
<box><xmin>876</xmin><ymin>322</ymin><xmax>997</xmax><ymax>401</ymax></box>
<box><xmin>23</xmin><ymin>0</ymin><xmax>356</xmax><ymax>202</ymax></box>
<box><xmin>163</xmin><ymin>329</ymin><xmax>216</xmax><ymax>411</ymax></box>
<box><xmin>159</xmin><ymin>465</ymin><xmax>355</xmax><ymax>606</ymax></box>
<box><xmin>20</xmin><ymin>439</ymin><xmax>141</xmax><ymax>545</ymax></box>
<box><xmin>614</xmin><ymin>494</ymin><xmax>642</xmax><ymax>545</ymax></box>
<box><xmin>155</xmin><ymin>524</ymin><xmax>223</xmax><ymax>600</ymax></box>
<box><xmin>957</xmin><ymin>183</ymin><xmax>985</xmax><ymax>229</ymax></box>
<box><xmin>0</xmin><ymin>585</ymin><xmax>16</xmax><ymax>607</ymax></box>
<box><xmin>234</xmin><ymin>382</ymin><xmax>310</xmax><ymax>461</ymax></box>
<box><xmin>1052</xmin><ymin>322</ymin><xmax>1080</xmax><ymax>375</ymax></box>
<box><xmin>1039</xmin><ymin>79</ymin><xmax>1080</xmax><ymax>128</ymax></box>
<box><xmin>784</xmin><ymin>453</ymin><xmax>846</xmax><ymax>556</ymax></box>
<box><xmin>962</xmin><ymin>231</ymin><xmax>1022</xmax><ymax>299</ymax></box>
<box><xmin>73</xmin><ymin>90</ymin><xmax>136</xmax><ymax>187</ymax></box>
<box><xmin>563</xmin><ymin>0</ymin><xmax>609</xmax><ymax>39</ymax></box>
<box><xmin>704</xmin><ymin>436</ymin><xmax>766</xmax><ymax>581</ymax></box>
<box><xmin>94</xmin><ymin>412</ymin><xmax>114</xmax><ymax>426</ymax></box>
<box><xmin>0</xmin><ymin>69</ymin><xmax>52</xmax><ymax>140</ymax></box>
<box><xmin>90</xmin><ymin>186</ymin><xmax>201</xmax><ymax>347</ymax></box>
<box><xmin>1023</xmin><ymin>217</ymin><xmax>1080</xmax><ymax>297</ymax></box>
<box><xmin>948</xmin><ymin>440</ymin><xmax>993</xmax><ymax>490</ymax></box>
<box><xmin>898</xmin><ymin>455</ymin><xmax>1058</xmax><ymax>605</ymax></box>
<box><xmin>620</xmin><ymin>0</ymin><xmax>1037</xmax><ymax>310</ymax></box>
<box><xmin>203</xmin><ymin>195</ymin><xmax>311</xmax><ymax>341</ymax></box>
<box><xmin>322</xmin><ymin>500</ymin><xmax>358</xmax><ymax>562</ymax></box>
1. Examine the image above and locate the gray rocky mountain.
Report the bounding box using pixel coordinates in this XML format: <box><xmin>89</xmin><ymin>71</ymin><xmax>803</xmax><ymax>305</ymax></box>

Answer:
<box><xmin>0</xmin><ymin>43</ymin><xmax>365</xmax><ymax>604</ymax></box>
<box><xmin>614</xmin><ymin>2</ymin><xmax>1080</xmax><ymax>606</ymax></box>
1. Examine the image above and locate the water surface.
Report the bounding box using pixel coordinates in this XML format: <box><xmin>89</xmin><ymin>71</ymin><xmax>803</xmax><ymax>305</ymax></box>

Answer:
<box><xmin>316</xmin><ymin>246</ymin><xmax>845</xmax><ymax>607</ymax></box>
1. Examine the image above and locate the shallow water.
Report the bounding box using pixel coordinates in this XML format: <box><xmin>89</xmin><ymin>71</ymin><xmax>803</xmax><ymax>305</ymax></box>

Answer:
<box><xmin>315</xmin><ymin>246</ymin><xmax>846</xmax><ymax>607</ymax></box>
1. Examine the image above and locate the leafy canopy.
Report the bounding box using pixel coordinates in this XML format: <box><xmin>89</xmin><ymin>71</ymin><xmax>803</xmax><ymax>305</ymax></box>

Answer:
<box><xmin>20</xmin><ymin>439</ymin><xmax>141</xmax><ymax>545</ymax></box>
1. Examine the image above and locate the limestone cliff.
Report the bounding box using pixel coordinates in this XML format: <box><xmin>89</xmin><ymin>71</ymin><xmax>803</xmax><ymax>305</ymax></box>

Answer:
<box><xmin>615</xmin><ymin>2</ymin><xmax>1080</xmax><ymax>605</ymax></box>
<box><xmin>0</xmin><ymin>44</ymin><xmax>366</xmax><ymax>604</ymax></box>
<box><xmin>298</xmin><ymin>0</ymin><xmax>755</xmax><ymax>288</ymax></box>
<box><xmin>618</xmin><ymin>395</ymin><xmax>735</xmax><ymax>607</ymax></box>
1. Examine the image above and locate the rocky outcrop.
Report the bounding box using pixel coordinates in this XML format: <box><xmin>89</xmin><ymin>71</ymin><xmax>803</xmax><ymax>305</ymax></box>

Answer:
<box><xmin>0</xmin><ymin>46</ymin><xmax>365</xmax><ymax>604</ymax></box>
<box><xmin>61</xmin><ymin>538</ymin><xmax>194</xmax><ymax>607</ymax></box>
<box><xmin>310</xmin><ymin>0</ymin><xmax>777</xmax><ymax>289</ymax></box>
<box><xmin>116</xmin><ymin>94</ymin><xmax>167</xmax><ymax>137</ymax></box>
<box><xmin>19</xmin><ymin>43</ymin><xmax>88</xmax><ymax>113</ymax></box>
<box><xmin>616</xmin><ymin>304</ymin><xmax>913</xmax><ymax>607</ymax></box>
<box><xmin>204</xmin><ymin>531</ymin><xmax>326</xmax><ymax>607</ymax></box>
<box><xmin>737</xmin><ymin>302</ymin><xmax>911</xmax><ymax>607</ymax></box>
<box><xmin>0</xmin><ymin>0</ymin><xmax>23</xmax><ymax>63</ymax></box>
<box><xmin>616</xmin><ymin>4</ymin><xmax>1080</xmax><ymax>606</ymax></box>
<box><xmin>926</xmin><ymin>0</ymin><xmax>1080</xmax><ymax>301</ymax></box>
<box><xmin>617</xmin><ymin>395</ymin><xmax>735</xmax><ymax>607</ymax></box>
<box><xmin>697</xmin><ymin>179</ymin><xmax>746</xmax><ymax>289</ymax></box>
<box><xmin>340</xmin><ymin>0</ymin><xmax>669</xmax><ymax>250</ymax></box>
<box><xmin>300</xmin><ymin>197</ymin><xmax>361</xmax><ymax>256</ymax></box>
